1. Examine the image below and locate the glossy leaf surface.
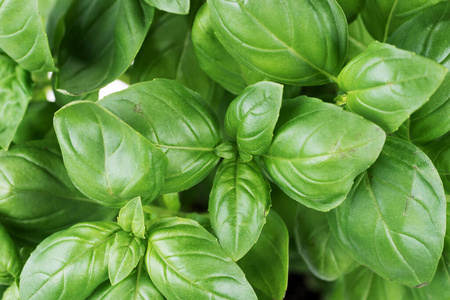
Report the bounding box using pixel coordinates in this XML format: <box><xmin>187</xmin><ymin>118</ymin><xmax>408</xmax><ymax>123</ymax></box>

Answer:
<box><xmin>108</xmin><ymin>231</ymin><xmax>146</xmax><ymax>285</ymax></box>
<box><xmin>88</xmin><ymin>267</ymin><xmax>164</xmax><ymax>300</ymax></box>
<box><xmin>191</xmin><ymin>4</ymin><xmax>265</xmax><ymax>94</ymax></box>
<box><xmin>262</xmin><ymin>96</ymin><xmax>386</xmax><ymax>211</ymax></box>
<box><xmin>209</xmin><ymin>158</ymin><xmax>271</xmax><ymax>260</ymax></box>
<box><xmin>339</xmin><ymin>41</ymin><xmax>447</xmax><ymax>132</ymax></box>
<box><xmin>225</xmin><ymin>81</ymin><xmax>283</xmax><ymax>156</ymax></box>
<box><xmin>0</xmin><ymin>141</ymin><xmax>117</xmax><ymax>243</ymax></box>
<box><xmin>361</xmin><ymin>0</ymin><xmax>446</xmax><ymax>41</ymax></box>
<box><xmin>146</xmin><ymin>217</ymin><xmax>257</xmax><ymax>299</ymax></box>
<box><xmin>56</xmin><ymin>0</ymin><xmax>154</xmax><ymax>94</ymax></box>
<box><xmin>207</xmin><ymin>0</ymin><xmax>348</xmax><ymax>85</ymax></box>
<box><xmin>0</xmin><ymin>223</ymin><xmax>21</xmax><ymax>285</ymax></box>
<box><xmin>0</xmin><ymin>0</ymin><xmax>55</xmax><ymax>72</ymax></box>
<box><xmin>20</xmin><ymin>222</ymin><xmax>121</xmax><ymax>300</ymax></box>
<box><xmin>99</xmin><ymin>79</ymin><xmax>221</xmax><ymax>193</ymax></box>
<box><xmin>0</xmin><ymin>55</ymin><xmax>32</xmax><ymax>150</ymax></box>
<box><xmin>117</xmin><ymin>197</ymin><xmax>146</xmax><ymax>239</ymax></box>
<box><xmin>238</xmin><ymin>211</ymin><xmax>289</xmax><ymax>300</ymax></box>
<box><xmin>388</xmin><ymin>2</ymin><xmax>450</xmax><ymax>144</ymax></box>
<box><xmin>294</xmin><ymin>205</ymin><xmax>358</xmax><ymax>281</ymax></box>
<box><xmin>328</xmin><ymin>137</ymin><xmax>446</xmax><ymax>287</ymax></box>
<box><xmin>144</xmin><ymin>0</ymin><xmax>190</xmax><ymax>14</ymax></box>
<box><xmin>54</xmin><ymin>101</ymin><xmax>168</xmax><ymax>208</ymax></box>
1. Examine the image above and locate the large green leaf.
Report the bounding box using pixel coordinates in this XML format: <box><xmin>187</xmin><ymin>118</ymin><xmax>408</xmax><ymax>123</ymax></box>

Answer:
<box><xmin>361</xmin><ymin>0</ymin><xmax>446</xmax><ymax>42</ymax></box>
<box><xmin>421</xmin><ymin>134</ymin><xmax>450</xmax><ymax>194</ymax></box>
<box><xmin>238</xmin><ymin>211</ymin><xmax>289</xmax><ymax>300</ymax></box>
<box><xmin>54</xmin><ymin>101</ymin><xmax>168</xmax><ymax>208</ymax></box>
<box><xmin>130</xmin><ymin>12</ymin><xmax>221</xmax><ymax>103</ymax></box>
<box><xmin>88</xmin><ymin>266</ymin><xmax>164</xmax><ymax>300</ymax></box>
<box><xmin>388</xmin><ymin>2</ymin><xmax>450</xmax><ymax>144</ymax></box>
<box><xmin>262</xmin><ymin>96</ymin><xmax>386</xmax><ymax>211</ymax></box>
<box><xmin>99</xmin><ymin>79</ymin><xmax>221</xmax><ymax>194</ymax></box>
<box><xmin>328</xmin><ymin>137</ymin><xmax>446</xmax><ymax>287</ymax></box>
<box><xmin>146</xmin><ymin>217</ymin><xmax>257</xmax><ymax>299</ymax></box>
<box><xmin>0</xmin><ymin>141</ymin><xmax>117</xmax><ymax>244</ymax></box>
<box><xmin>343</xmin><ymin>267</ymin><xmax>412</xmax><ymax>300</ymax></box>
<box><xmin>209</xmin><ymin>158</ymin><xmax>271</xmax><ymax>260</ymax></box>
<box><xmin>56</xmin><ymin>0</ymin><xmax>154</xmax><ymax>94</ymax></box>
<box><xmin>191</xmin><ymin>4</ymin><xmax>265</xmax><ymax>95</ymax></box>
<box><xmin>20</xmin><ymin>222</ymin><xmax>121</xmax><ymax>300</ymax></box>
<box><xmin>0</xmin><ymin>55</ymin><xmax>32</xmax><ymax>150</ymax></box>
<box><xmin>0</xmin><ymin>0</ymin><xmax>55</xmax><ymax>72</ymax></box>
<box><xmin>144</xmin><ymin>0</ymin><xmax>190</xmax><ymax>15</ymax></box>
<box><xmin>294</xmin><ymin>205</ymin><xmax>358</xmax><ymax>281</ymax></box>
<box><xmin>339</xmin><ymin>41</ymin><xmax>447</xmax><ymax>133</ymax></box>
<box><xmin>0</xmin><ymin>223</ymin><xmax>21</xmax><ymax>285</ymax></box>
<box><xmin>207</xmin><ymin>0</ymin><xmax>348</xmax><ymax>86</ymax></box>
<box><xmin>225</xmin><ymin>81</ymin><xmax>283</xmax><ymax>156</ymax></box>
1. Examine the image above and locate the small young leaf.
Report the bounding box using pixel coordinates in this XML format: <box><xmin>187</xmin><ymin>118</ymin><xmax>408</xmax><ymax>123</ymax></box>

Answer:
<box><xmin>146</xmin><ymin>217</ymin><xmax>257</xmax><ymax>299</ymax></box>
<box><xmin>225</xmin><ymin>81</ymin><xmax>283</xmax><ymax>156</ymax></box>
<box><xmin>238</xmin><ymin>211</ymin><xmax>289</xmax><ymax>300</ymax></box>
<box><xmin>56</xmin><ymin>0</ymin><xmax>154</xmax><ymax>94</ymax></box>
<box><xmin>0</xmin><ymin>141</ymin><xmax>117</xmax><ymax>243</ymax></box>
<box><xmin>88</xmin><ymin>266</ymin><xmax>164</xmax><ymax>300</ymax></box>
<box><xmin>214</xmin><ymin>142</ymin><xmax>238</xmax><ymax>160</ymax></box>
<box><xmin>0</xmin><ymin>223</ymin><xmax>21</xmax><ymax>285</ymax></box>
<box><xmin>191</xmin><ymin>4</ymin><xmax>265</xmax><ymax>94</ymax></box>
<box><xmin>98</xmin><ymin>79</ymin><xmax>221</xmax><ymax>194</ymax></box>
<box><xmin>144</xmin><ymin>0</ymin><xmax>190</xmax><ymax>15</ymax></box>
<box><xmin>20</xmin><ymin>222</ymin><xmax>122</xmax><ymax>300</ymax></box>
<box><xmin>118</xmin><ymin>197</ymin><xmax>146</xmax><ymax>239</ymax></box>
<box><xmin>294</xmin><ymin>205</ymin><xmax>358</xmax><ymax>281</ymax></box>
<box><xmin>0</xmin><ymin>55</ymin><xmax>32</xmax><ymax>150</ymax></box>
<box><xmin>328</xmin><ymin>137</ymin><xmax>446</xmax><ymax>287</ymax></box>
<box><xmin>209</xmin><ymin>158</ymin><xmax>271</xmax><ymax>260</ymax></box>
<box><xmin>0</xmin><ymin>0</ymin><xmax>55</xmax><ymax>72</ymax></box>
<box><xmin>207</xmin><ymin>0</ymin><xmax>348</xmax><ymax>85</ymax></box>
<box><xmin>388</xmin><ymin>1</ymin><xmax>450</xmax><ymax>144</ymax></box>
<box><xmin>339</xmin><ymin>41</ymin><xmax>447</xmax><ymax>132</ymax></box>
<box><xmin>262</xmin><ymin>96</ymin><xmax>386</xmax><ymax>211</ymax></box>
<box><xmin>108</xmin><ymin>231</ymin><xmax>146</xmax><ymax>285</ymax></box>
<box><xmin>54</xmin><ymin>101</ymin><xmax>168</xmax><ymax>208</ymax></box>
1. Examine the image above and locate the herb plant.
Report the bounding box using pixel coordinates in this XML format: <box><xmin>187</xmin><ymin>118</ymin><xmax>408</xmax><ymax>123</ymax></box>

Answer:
<box><xmin>0</xmin><ymin>0</ymin><xmax>449</xmax><ymax>299</ymax></box>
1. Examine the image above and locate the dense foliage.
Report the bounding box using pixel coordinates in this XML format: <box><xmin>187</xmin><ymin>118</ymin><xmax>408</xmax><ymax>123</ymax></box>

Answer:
<box><xmin>0</xmin><ymin>0</ymin><xmax>449</xmax><ymax>299</ymax></box>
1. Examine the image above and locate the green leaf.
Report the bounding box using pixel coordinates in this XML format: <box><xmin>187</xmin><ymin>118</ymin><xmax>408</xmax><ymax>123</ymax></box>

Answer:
<box><xmin>336</xmin><ymin>0</ymin><xmax>360</xmax><ymax>22</ymax></box>
<box><xmin>225</xmin><ymin>81</ymin><xmax>283</xmax><ymax>156</ymax></box>
<box><xmin>191</xmin><ymin>4</ymin><xmax>265</xmax><ymax>95</ymax></box>
<box><xmin>146</xmin><ymin>217</ymin><xmax>257</xmax><ymax>299</ymax></box>
<box><xmin>293</xmin><ymin>205</ymin><xmax>358</xmax><ymax>281</ymax></box>
<box><xmin>88</xmin><ymin>266</ymin><xmax>164</xmax><ymax>300</ymax></box>
<box><xmin>20</xmin><ymin>222</ymin><xmax>121</xmax><ymax>300</ymax></box>
<box><xmin>56</xmin><ymin>0</ymin><xmax>154</xmax><ymax>94</ymax></box>
<box><xmin>0</xmin><ymin>55</ymin><xmax>32</xmax><ymax>150</ymax></box>
<box><xmin>328</xmin><ymin>137</ymin><xmax>446</xmax><ymax>287</ymax></box>
<box><xmin>54</xmin><ymin>101</ymin><xmax>168</xmax><ymax>208</ymax></box>
<box><xmin>421</xmin><ymin>134</ymin><xmax>450</xmax><ymax>194</ymax></box>
<box><xmin>108</xmin><ymin>231</ymin><xmax>146</xmax><ymax>285</ymax></box>
<box><xmin>209</xmin><ymin>158</ymin><xmax>271</xmax><ymax>260</ymax></box>
<box><xmin>0</xmin><ymin>223</ymin><xmax>21</xmax><ymax>285</ymax></box>
<box><xmin>388</xmin><ymin>2</ymin><xmax>450</xmax><ymax>144</ymax></box>
<box><xmin>144</xmin><ymin>0</ymin><xmax>190</xmax><ymax>15</ymax></box>
<box><xmin>0</xmin><ymin>0</ymin><xmax>55</xmax><ymax>72</ymax></box>
<box><xmin>98</xmin><ymin>79</ymin><xmax>221</xmax><ymax>194</ymax></box>
<box><xmin>0</xmin><ymin>141</ymin><xmax>117</xmax><ymax>244</ymax></box>
<box><xmin>214</xmin><ymin>142</ymin><xmax>238</xmax><ymax>160</ymax></box>
<box><xmin>2</xmin><ymin>281</ymin><xmax>19</xmax><ymax>300</ymax></box>
<box><xmin>262</xmin><ymin>96</ymin><xmax>386</xmax><ymax>211</ymax></box>
<box><xmin>347</xmin><ymin>16</ymin><xmax>375</xmax><ymax>62</ymax></box>
<box><xmin>339</xmin><ymin>41</ymin><xmax>447</xmax><ymax>133</ymax></box>
<box><xmin>238</xmin><ymin>211</ymin><xmax>289</xmax><ymax>300</ymax></box>
<box><xmin>130</xmin><ymin>12</ymin><xmax>222</xmax><ymax>103</ymax></box>
<box><xmin>118</xmin><ymin>197</ymin><xmax>146</xmax><ymax>239</ymax></box>
<box><xmin>361</xmin><ymin>0</ymin><xmax>447</xmax><ymax>42</ymax></box>
<box><xmin>343</xmin><ymin>267</ymin><xmax>412</xmax><ymax>300</ymax></box>
<box><xmin>207</xmin><ymin>0</ymin><xmax>347</xmax><ymax>86</ymax></box>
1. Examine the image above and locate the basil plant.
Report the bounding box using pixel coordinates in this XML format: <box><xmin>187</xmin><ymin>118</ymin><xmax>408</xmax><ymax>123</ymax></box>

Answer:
<box><xmin>0</xmin><ymin>0</ymin><xmax>448</xmax><ymax>299</ymax></box>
